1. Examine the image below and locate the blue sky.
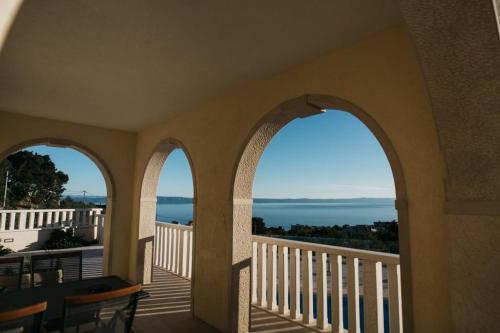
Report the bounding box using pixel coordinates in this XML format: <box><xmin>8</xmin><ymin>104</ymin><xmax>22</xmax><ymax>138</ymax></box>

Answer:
<box><xmin>23</xmin><ymin>145</ymin><xmax>108</xmax><ymax>196</ymax></box>
<box><xmin>22</xmin><ymin>110</ymin><xmax>395</xmax><ymax>198</ymax></box>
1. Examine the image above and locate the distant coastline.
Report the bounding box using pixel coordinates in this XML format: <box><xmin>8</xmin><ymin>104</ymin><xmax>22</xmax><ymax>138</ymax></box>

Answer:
<box><xmin>65</xmin><ymin>195</ymin><xmax>395</xmax><ymax>204</ymax></box>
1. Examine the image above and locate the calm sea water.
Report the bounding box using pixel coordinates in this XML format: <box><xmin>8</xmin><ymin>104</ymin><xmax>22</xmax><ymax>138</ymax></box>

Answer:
<box><xmin>155</xmin><ymin>198</ymin><xmax>397</xmax><ymax>228</ymax></box>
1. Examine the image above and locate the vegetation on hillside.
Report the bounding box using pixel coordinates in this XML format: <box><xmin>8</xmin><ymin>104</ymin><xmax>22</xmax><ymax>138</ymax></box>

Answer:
<box><xmin>59</xmin><ymin>196</ymin><xmax>102</xmax><ymax>209</ymax></box>
<box><xmin>252</xmin><ymin>217</ymin><xmax>399</xmax><ymax>253</ymax></box>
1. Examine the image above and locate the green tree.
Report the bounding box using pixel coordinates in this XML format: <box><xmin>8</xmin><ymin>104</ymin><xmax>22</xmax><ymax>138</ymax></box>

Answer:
<box><xmin>0</xmin><ymin>151</ymin><xmax>69</xmax><ymax>208</ymax></box>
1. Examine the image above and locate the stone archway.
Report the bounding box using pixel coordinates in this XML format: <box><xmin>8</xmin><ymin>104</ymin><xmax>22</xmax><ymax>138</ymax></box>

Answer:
<box><xmin>0</xmin><ymin>137</ymin><xmax>116</xmax><ymax>274</ymax></box>
<box><xmin>137</xmin><ymin>138</ymin><xmax>197</xmax><ymax>284</ymax></box>
<box><xmin>230</xmin><ymin>94</ymin><xmax>412</xmax><ymax>332</ymax></box>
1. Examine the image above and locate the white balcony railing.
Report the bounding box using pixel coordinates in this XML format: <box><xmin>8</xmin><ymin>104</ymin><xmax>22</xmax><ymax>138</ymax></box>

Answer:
<box><xmin>154</xmin><ymin>222</ymin><xmax>193</xmax><ymax>279</ymax></box>
<box><xmin>0</xmin><ymin>208</ymin><xmax>103</xmax><ymax>231</ymax></box>
<box><xmin>154</xmin><ymin>222</ymin><xmax>403</xmax><ymax>333</ymax></box>
<box><xmin>0</xmin><ymin>208</ymin><xmax>105</xmax><ymax>251</ymax></box>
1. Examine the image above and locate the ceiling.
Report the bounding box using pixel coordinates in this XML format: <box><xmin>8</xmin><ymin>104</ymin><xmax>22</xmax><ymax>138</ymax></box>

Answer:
<box><xmin>0</xmin><ymin>0</ymin><xmax>402</xmax><ymax>131</ymax></box>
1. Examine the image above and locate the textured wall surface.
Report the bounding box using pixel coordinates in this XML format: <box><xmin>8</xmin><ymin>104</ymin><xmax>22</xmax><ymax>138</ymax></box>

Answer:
<box><xmin>131</xmin><ymin>27</ymin><xmax>447</xmax><ymax>332</ymax></box>
<box><xmin>399</xmin><ymin>0</ymin><xmax>500</xmax><ymax>205</ymax></box>
<box><xmin>0</xmin><ymin>112</ymin><xmax>137</xmax><ymax>278</ymax></box>
<box><xmin>399</xmin><ymin>1</ymin><xmax>500</xmax><ymax>331</ymax></box>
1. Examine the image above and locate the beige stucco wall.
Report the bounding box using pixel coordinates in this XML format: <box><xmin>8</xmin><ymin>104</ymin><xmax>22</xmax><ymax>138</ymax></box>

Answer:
<box><xmin>130</xmin><ymin>26</ymin><xmax>449</xmax><ymax>332</ymax></box>
<box><xmin>0</xmin><ymin>112</ymin><xmax>137</xmax><ymax>278</ymax></box>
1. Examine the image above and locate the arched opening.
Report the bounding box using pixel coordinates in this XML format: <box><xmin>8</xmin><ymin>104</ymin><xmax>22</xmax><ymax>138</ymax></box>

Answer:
<box><xmin>138</xmin><ymin>139</ymin><xmax>196</xmax><ymax>286</ymax></box>
<box><xmin>232</xmin><ymin>95</ymin><xmax>411</xmax><ymax>332</ymax></box>
<box><xmin>0</xmin><ymin>138</ymin><xmax>114</xmax><ymax>277</ymax></box>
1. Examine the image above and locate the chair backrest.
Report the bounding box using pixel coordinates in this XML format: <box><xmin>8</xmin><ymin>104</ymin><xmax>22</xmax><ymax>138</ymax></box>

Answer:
<box><xmin>62</xmin><ymin>284</ymin><xmax>141</xmax><ymax>333</ymax></box>
<box><xmin>0</xmin><ymin>256</ymin><xmax>24</xmax><ymax>292</ymax></box>
<box><xmin>0</xmin><ymin>301</ymin><xmax>47</xmax><ymax>333</ymax></box>
<box><xmin>30</xmin><ymin>251</ymin><xmax>82</xmax><ymax>287</ymax></box>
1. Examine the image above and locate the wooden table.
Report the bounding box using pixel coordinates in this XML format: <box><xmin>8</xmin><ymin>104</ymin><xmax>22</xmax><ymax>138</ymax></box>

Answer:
<box><xmin>0</xmin><ymin>276</ymin><xmax>148</xmax><ymax>328</ymax></box>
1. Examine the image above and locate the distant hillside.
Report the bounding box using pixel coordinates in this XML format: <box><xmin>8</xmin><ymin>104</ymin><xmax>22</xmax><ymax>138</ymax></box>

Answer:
<box><xmin>253</xmin><ymin>198</ymin><xmax>395</xmax><ymax>204</ymax></box>
<box><xmin>66</xmin><ymin>195</ymin><xmax>394</xmax><ymax>205</ymax></box>
<box><xmin>66</xmin><ymin>195</ymin><xmax>107</xmax><ymax>205</ymax></box>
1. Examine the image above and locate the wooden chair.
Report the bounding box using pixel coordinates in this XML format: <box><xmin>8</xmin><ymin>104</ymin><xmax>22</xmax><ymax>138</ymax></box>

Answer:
<box><xmin>30</xmin><ymin>251</ymin><xmax>82</xmax><ymax>288</ymax></box>
<box><xmin>61</xmin><ymin>284</ymin><xmax>141</xmax><ymax>333</ymax></box>
<box><xmin>0</xmin><ymin>301</ymin><xmax>47</xmax><ymax>333</ymax></box>
<box><xmin>0</xmin><ymin>256</ymin><xmax>24</xmax><ymax>292</ymax></box>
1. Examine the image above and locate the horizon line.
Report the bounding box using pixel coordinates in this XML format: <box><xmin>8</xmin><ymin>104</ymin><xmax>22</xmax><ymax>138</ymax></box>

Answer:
<box><xmin>65</xmin><ymin>194</ymin><xmax>396</xmax><ymax>200</ymax></box>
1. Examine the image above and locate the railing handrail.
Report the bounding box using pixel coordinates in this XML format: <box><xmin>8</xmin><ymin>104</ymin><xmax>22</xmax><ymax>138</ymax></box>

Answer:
<box><xmin>253</xmin><ymin>235</ymin><xmax>399</xmax><ymax>264</ymax></box>
<box><xmin>0</xmin><ymin>208</ymin><xmax>102</xmax><ymax>213</ymax></box>
<box><xmin>155</xmin><ymin>221</ymin><xmax>399</xmax><ymax>264</ymax></box>
<box><xmin>155</xmin><ymin>221</ymin><xmax>192</xmax><ymax>231</ymax></box>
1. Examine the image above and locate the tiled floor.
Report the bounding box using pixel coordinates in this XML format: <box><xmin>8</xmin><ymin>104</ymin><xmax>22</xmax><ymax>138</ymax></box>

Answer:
<box><xmin>83</xmin><ymin>248</ymin><xmax>315</xmax><ymax>333</ymax></box>
<box><xmin>250</xmin><ymin>307</ymin><xmax>316</xmax><ymax>333</ymax></box>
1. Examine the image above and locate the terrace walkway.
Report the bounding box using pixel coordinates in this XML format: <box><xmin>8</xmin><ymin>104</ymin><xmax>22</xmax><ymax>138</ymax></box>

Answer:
<box><xmin>81</xmin><ymin>247</ymin><xmax>313</xmax><ymax>333</ymax></box>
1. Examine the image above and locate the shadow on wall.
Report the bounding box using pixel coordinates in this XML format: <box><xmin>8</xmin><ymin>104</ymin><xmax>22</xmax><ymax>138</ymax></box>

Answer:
<box><xmin>136</xmin><ymin>235</ymin><xmax>155</xmax><ymax>283</ymax></box>
<box><xmin>231</xmin><ymin>257</ymin><xmax>252</xmax><ymax>332</ymax></box>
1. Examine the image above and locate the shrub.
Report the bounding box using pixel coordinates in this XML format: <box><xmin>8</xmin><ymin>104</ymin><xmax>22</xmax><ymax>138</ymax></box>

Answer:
<box><xmin>43</xmin><ymin>229</ymin><xmax>97</xmax><ymax>250</ymax></box>
<box><xmin>0</xmin><ymin>245</ymin><xmax>12</xmax><ymax>256</ymax></box>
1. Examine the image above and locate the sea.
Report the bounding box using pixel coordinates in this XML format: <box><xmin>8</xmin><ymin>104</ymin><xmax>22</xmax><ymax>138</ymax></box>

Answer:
<box><xmin>71</xmin><ymin>196</ymin><xmax>397</xmax><ymax>227</ymax></box>
<box><xmin>155</xmin><ymin>197</ymin><xmax>397</xmax><ymax>228</ymax></box>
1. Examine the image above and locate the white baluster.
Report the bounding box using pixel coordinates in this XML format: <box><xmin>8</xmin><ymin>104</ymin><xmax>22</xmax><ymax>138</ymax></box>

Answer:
<box><xmin>278</xmin><ymin>246</ymin><xmax>289</xmax><ymax>315</ymax></box>
<box><xmin>54</xmin><ymin>210</ymin><xmax>60</xmax><ymax>227</ymax></box>
<box><xmin>348</xmin><ymin>257</ymin><xmax>361</xmax><ymax>333</ymax></box>
<box><xmin>157</xmin><ymin>225</ymin><xmax>162</xmax><ymax>267</ymax></box>
<box><xmin>61</xmin><ymin>211</ymin><xmax>67</xmax><ymax>226</ymax></box>
<box><xmin>168</xmin><ymin>227</ymin><xmax>174</xmax><ymax>271</ymax></box>
<box><xmin>331</xmin><ymin>254</ymin><xmax>344</xmax><ymax>333</ymax></box>
<box><xmin>364</xmin><ymin>261</ymin><xmax>384</xmax><ymax>333</ymax></box>
<box><xmin>162</xmin><ymin>226</ymin><xmax>168</xmax><ymax>269</ymax></box>
<box><xmin>289</xmin><ymin>248</ymin><xmax>301</xmax><ymax>320</ymax></box>
<box><xmin>68</xmin><ymin>211</ymin><xmax>74</xmax><ymax>227</ymax></box>
<box><xmin>302</xmin><ymin>250</ymin><xmax>313</xmax><ymax>324</ymax></box>
<box><xmin>257</xmin><ymin>242</ymin><xmax>267</xmax><ymax>307</ymax></box>
<box><xmin>251</xmin><ymin>242</ymin><xmax>258</xmax><ymax>304</ymax></box>
<box><xmin>172</xmin><ymin>228</ymin><xmax>178</xmax><ymax>273</ymax></box>
<box><xmin>180</xmin><ymin>230</ymin><xmax>188</xmax><ymax>277</ymax></box>
<box><xmin>46</xmin><ymin>210</ymin><xmax>53</xmax><ymax>228</ymax></box>
<box><xmin>18</xmin><ymin>211</ymin><xmax>26</xmax><ymax>230</ymax></box>
<box><xmin>388</xmin><ymin>264</ymin><xmax>403</xmax><ymax>333</ymax></box>
<box><xmin>160</xmin><ymin>225</ymin><xmax>165</xmax><ymax>267</ymax></box>
<box><xmin>37</xmin><ymin>211</ymin><xmax>44</xmax><ymax>228</ymax></box>
<box><xmin>316</xmin><ymin>252</ymin><xmax>328</xmax><ymax>329</ymax></box>
<box><xmin>187</xmin><ymin>230</ymin><xmax>193</xmax><ymax>279</ymax></box>
<box><xmin>267</xmin><ymin>244</ymin><xmax>277</xmax><ymax>310</ymax></box>
<box><xmin>176</xmin><ymin>229</ymin><xmax>182</xmax><ymax>275</ymax></box>
<box><xmin>9</xmin><ymin>212</ymin><xmax>16</xmax><ymax>230</ymax></box>
<box><xmin>28</xmin><ymin>211</ymin><xmax>35</xmax><ymax>229</ymax></box>
<box><xmin>0</xmin><ymin>212</ymin><xmax>6</xmax><ymax>231</ymax></box>
<box><xmin>98</xmin><ymin>215</ymin><xmax>104</xmax><ymax>245</ymax></box>
<box><xmin>88</xmin><ymin>210</ymin><xmax>94</xmax><ymax>226</ymax></box>
<box><xmin>154</xmin><ymin>224</ymin><xmax>159</xmax><ymax>266</ymax></box>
